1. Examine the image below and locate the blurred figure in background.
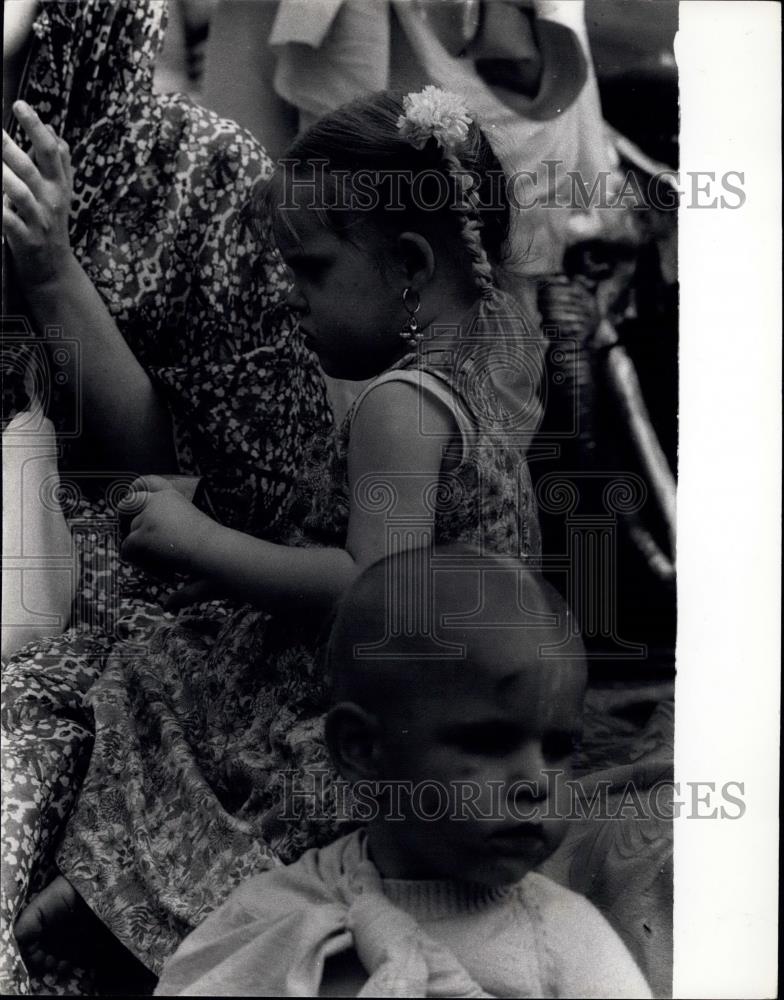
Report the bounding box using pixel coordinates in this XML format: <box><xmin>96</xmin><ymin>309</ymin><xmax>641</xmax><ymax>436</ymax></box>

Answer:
<box><xmin>201</xmin><ymin>0</ymin><xmax>617</xmax><ymax>416</ymax></box>
<box><xmin>205</xmin><ymin>0</ymin><xmax>615</xmax><ymax>272</ymax></box>
<box><xmin>154</xmin><ymin>0</ymin><xmax>219</xmax><ymax>96</ymax></box>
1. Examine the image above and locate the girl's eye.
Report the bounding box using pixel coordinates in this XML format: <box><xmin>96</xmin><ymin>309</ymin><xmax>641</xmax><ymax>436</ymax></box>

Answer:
<box><xmin>290</xmin><ymin>259</ymin><xmax>324</xmax><ymax>282</ymax></box>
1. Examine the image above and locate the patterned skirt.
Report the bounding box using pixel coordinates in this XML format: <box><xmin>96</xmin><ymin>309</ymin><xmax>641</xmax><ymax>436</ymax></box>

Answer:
<box><xmin>1</xmin><ymin>512</ymin><xmax>347</xmax><ymax>993</ymax></box>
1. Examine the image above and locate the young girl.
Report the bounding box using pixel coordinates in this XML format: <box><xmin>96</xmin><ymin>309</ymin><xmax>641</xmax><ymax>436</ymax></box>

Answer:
<box><xmin>16</xmin><ymin>87</ymin><xmax>545</xmax><ymax>980</ymax></box>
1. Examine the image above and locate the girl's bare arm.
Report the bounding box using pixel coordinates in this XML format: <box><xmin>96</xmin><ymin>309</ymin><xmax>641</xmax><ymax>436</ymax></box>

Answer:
<box><xmin>123</xmin><ymin>382</ymin><xmax>457</xmax><ymax>612</ymax></box>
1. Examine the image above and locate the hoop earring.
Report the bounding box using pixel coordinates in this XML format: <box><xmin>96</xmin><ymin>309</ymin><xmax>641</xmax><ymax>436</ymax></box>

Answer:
<box><xmin>400</xmin><ymin>287</ymin><xmax>423</xmax><ymax>347</ymax></box>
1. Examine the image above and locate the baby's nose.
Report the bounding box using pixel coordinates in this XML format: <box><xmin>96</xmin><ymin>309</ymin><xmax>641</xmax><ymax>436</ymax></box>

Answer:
<box><xmin>508</xmin><ymin>741</ymin><xmax>550</xmax><ymax>792</ymax></box>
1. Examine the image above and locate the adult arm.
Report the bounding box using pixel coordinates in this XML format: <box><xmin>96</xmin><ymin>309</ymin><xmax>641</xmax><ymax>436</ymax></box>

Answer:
<box><xmin>2</xmin><ymin>101</ymin><xmax>175</xmax><ymax>472</ymax></box>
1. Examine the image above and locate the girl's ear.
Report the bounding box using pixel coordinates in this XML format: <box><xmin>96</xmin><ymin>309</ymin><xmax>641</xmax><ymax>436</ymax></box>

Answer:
<box><xmin>397</xmin><ymin>231</ymin><xmax>436</xmax><ymax>288</ymax></box>
<box><xmin>325</xmin><ymin>702</ymin><xmax>382</xmax><ymax>783</ymax></box>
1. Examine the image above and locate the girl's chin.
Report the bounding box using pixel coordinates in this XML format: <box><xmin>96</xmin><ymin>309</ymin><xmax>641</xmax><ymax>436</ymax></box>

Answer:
<box><xmin>319</xmin><ymin>356</ymin><xmax>385</xmax><ymax>382</ymax></box>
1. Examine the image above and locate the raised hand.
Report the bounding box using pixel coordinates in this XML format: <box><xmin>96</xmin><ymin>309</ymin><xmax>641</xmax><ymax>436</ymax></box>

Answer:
<box><xmin>2</xmin><ymin>100</ymin><xmax>74</xmax><ymax>289</ymax></box>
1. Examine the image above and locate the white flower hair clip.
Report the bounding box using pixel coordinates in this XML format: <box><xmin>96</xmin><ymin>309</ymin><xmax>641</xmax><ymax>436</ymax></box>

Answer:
<box><xmin>397</xmin><ymin>86</ymin><xmax>473</xmax><ymax>153</ymax></box>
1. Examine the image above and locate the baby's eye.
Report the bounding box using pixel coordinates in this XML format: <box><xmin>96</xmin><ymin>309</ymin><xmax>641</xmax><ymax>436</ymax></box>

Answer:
<box><xmin>452</xmin><ymin>723</ymin><xmax>522</xmax><ymax>757</ymax></box>
<box><xmin>542</xmin><ymin>732</ymin><xmax>579</xmax><ymax>761</ymax></box>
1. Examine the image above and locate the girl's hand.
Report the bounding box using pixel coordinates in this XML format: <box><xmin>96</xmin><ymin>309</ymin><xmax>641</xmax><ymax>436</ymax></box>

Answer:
<box><xmin>120</xmin><ymin>476</ymin><xmax>215</xmax><ymax>577</ymax></box>
<box><xmin>2</xmin><ymin>100</ymin><xmax>74</xmax><ymax>289</ymax></box>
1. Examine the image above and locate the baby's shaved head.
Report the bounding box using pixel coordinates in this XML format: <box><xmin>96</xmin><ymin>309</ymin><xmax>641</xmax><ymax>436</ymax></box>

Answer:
<box><xmin>327</xmin><ymin>545</ymin><xmax>585</xmax><ymax>714</ymax></box>
<box><xmin>326</xmin><ymin>545</ymin><xmax>587</xmax><ymax>887</ymax></box>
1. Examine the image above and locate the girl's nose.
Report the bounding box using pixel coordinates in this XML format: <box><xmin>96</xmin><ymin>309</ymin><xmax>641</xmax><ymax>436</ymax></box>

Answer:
<box><xmin>285</xmin><ymin>283</ymin><xmax>308</xmax><ymax>316</ymax></box>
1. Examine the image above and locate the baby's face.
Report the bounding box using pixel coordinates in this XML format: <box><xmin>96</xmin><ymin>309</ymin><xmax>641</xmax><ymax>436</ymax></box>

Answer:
<box><xmin>372</xmin><ymin>635</ymin><xmax>585</xmax><ymax>887</ymax></box>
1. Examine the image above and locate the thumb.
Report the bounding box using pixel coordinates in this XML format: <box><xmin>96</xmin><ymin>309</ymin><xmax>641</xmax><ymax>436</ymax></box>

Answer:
<box><xmin>165</xmin><ymin>578</ymin><xmax>215</xmax><ymax>612</ymax></box>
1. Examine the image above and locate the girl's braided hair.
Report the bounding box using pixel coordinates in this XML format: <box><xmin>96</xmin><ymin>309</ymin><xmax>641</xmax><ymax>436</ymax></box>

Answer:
<box><xmin>266</xmin><ymin>89</ymin><xmax>511</xmax><ymax>299</ymax></box>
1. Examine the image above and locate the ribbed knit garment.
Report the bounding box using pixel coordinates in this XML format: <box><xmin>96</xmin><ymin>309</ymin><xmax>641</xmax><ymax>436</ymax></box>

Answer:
<box><xmin>377</xmin><ymin>873</ymin><xmax>651</xmax><ymax>998</ymax></box>
<box><xmin>156</xmin><ymin>830</ymin><xmax>651</xmax><ymax>997</ymax></box>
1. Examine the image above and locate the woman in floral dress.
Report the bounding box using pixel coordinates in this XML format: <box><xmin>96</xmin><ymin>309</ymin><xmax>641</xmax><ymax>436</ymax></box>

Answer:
<box><xmin>1</xmin><ymin>1</ymin><xmax>330</xmax><ymax>993</ymax></box>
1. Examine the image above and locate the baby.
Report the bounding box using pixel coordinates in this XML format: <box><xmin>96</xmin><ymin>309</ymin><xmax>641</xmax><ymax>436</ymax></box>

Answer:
<box><xmin>155</xmin><ymin>547</ymin><xmax>651</xmax><ymax>998</ymax></box>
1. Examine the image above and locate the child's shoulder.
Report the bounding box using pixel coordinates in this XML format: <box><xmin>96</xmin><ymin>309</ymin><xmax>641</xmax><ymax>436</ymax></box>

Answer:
<box><xmin>226</xmin><ymin>830</ymin><xmax>361</xmax><ymax>913</ymax></box>
<box><xmin>341</xmin><ymin>365</ymin><xmax>463</xmax><ymax>451</ymax></box>
<box><xmin>520</xmin><ymin>872</ymin><xmax>652</xmax><ymax>999</ymax></box>
<box><xmin>519</xmin><ymin>870</ymin><xmax>631</xmax><ymax>948</ymax></box>
<box><xmin>517</xmin><ymin>872</ymin><xmax>609</xmax><ymax>927</ymax></box>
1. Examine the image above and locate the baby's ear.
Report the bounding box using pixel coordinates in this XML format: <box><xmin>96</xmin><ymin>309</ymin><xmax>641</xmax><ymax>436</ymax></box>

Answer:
<box><xmin>325</xmin><ymin>702</ymin><xmax>381</xmax><ymax>783</ymax></box>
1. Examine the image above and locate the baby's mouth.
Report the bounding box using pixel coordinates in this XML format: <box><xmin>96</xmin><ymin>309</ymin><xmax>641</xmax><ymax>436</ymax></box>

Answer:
<box><xmin>487</xmin><ymin>823</ymin><xmax>546</xmax><ymax>856</ymax></box>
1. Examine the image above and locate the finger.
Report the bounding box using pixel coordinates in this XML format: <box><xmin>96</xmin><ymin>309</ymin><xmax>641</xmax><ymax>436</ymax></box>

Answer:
<box><xmin>1</xmin><ymin>166</ymin><xmax>44</xmax><ymax>228</ymax></box>
<box><xmin>45</xmin><ymin>125</ymin><xmax>68</xmax><ymax>183</ymax></box>
<box><xmin>124</xmin><ymin>474</ymin><xmax>153</xmax><ymax>496</ymax></box>
<box><xmin>121</xmin><ymin>530</ymin><xmax>172</xmax><ymax>579</ymax></box>
<box><xmin>131</xmin><ymin>474</ymin><xmax>173</xmax><ymax>495</ymax></box>
<box><xmin>116</xmin><ymin>489</ymin><xmax>148</xmax><ymax>512</ymax></box>
<box><xmin>127</xmin><ymin>500</ymin><xmax>155</xmax><ymax>531</ymax></box>
<box><xmin>119</xmin><ymin>475</ymin><xmax>172</xmax><ymax>505</ymax></box>
<box><xmin>12</xmin><ymin>101</ymin><xmax>62</xmax><ymax>180</ymax></box>
<box><xmin>120</xmin><ymin>531</ymin><xmax>134</xmax><ymax>562</ymax></box>
<box><xmin>2</xmin><ymin>128</ymin><xmax>44</xmax><ymax>197</ymax></box>
<box><xmin>165</xmin><ymin>579</ymin><xmax>215</xmax><ymax>612</ymax></box>
<box><xmin>57</xmin><ymin>138</ymin><xmax>72</xmax><ymax>186</ymax></box>
<box><xmin>121</xmin><ymin>529</ymin><xmax>148</xmax><ymax>566</ymax></box>
<box><xmin>2</xmin><ymin>203</ymin><xmax>32</xmax><ymax>244</ymax></box>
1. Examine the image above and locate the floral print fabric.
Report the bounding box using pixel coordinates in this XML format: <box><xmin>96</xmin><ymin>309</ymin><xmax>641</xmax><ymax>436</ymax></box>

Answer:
<box><xmin>1</xmin><ymin>0</ymin><xmax>330</xmax><ymax>993</ymax></box>
<box><xmin>2</xmin><ymin>0</ymin><xmax>330</xmax><ymax>534</ymax></box>
<box><xmin>51</xmin><ymin>296</ymin><xmax>545</xmax><ymax>979</ymax></box>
